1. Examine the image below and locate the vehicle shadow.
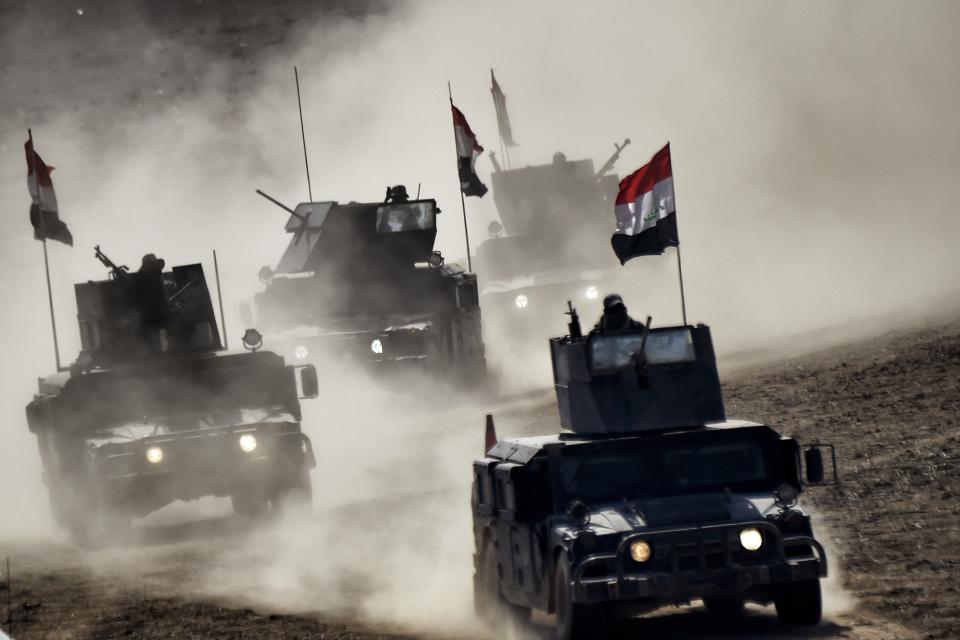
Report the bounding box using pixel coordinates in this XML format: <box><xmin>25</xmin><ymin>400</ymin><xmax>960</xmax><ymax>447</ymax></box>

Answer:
<box><xmin>525</xmin><ymin>607</ymin><xmax>851</xmax><ymax>639</ymax></box>
<box><xmin>123</xmin><ymin>514</ymin><xmax>256</xmax><ymax>548</ymax></box>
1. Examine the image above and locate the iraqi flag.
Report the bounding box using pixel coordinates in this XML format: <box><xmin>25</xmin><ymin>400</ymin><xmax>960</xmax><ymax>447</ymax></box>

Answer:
<box><xmin>610</xmin><ymin>143</ymin><xmax>677</xmax><ymax>264</ymax></box>
<box><xmin>25</xmin><ymin>137</ymin><xmax>73</xmax><ymax>246</ymax></box>
<box><xmin>451</xmin><ymin>105</ymin><xmax>488</xmax><ymax>198</ymax></box>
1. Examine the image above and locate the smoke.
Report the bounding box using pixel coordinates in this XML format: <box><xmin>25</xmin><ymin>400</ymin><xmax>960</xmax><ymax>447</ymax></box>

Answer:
<box><xmin>1</xmin><ymin>0</ymin><xmax>958</xmax><ymax>633</ymax></box>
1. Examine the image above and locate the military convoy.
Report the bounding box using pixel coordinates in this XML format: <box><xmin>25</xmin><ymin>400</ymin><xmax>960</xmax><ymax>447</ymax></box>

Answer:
<box><xmin>472</xmin><ymin>307</ymin><xmax>834</xmax><ymax>638</ymax></box>
<box><xmin>244</xmin><ymin>188</ymin><xmax>486</xmax><ymax>383</ymax></box>
<box><xmin>474</xmin><ymin>144</ymin><xmax>630</xmax><ymax>341</ymax></box>
<box><xmin>25</xmin><ymin>248</ymin><xmax>318</xmax><ymax>546</ymax></box>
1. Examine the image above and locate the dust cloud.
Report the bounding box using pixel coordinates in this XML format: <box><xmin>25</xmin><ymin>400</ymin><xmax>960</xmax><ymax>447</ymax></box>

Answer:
<box><xmin>1</xmin><ymin>0</ymin><xmax>959</xmax><ymax>634</ymax></box>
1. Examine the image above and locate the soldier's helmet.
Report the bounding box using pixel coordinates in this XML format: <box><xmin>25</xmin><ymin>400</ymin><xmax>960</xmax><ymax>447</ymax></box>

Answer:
<box><xmin>385</xmin><ymin>185</ymin><xmax>410</xmax><ymax>203</ymax></box>
<box><xmin>139</xmin><ymin>253</ymin><xmax>166</xmax><ymax>273</ymax></box>
<box><xmin>552</xmin><ymin>151</ymin><xmax>567</xmax><ymax>164</ymax></box>
<box><xmin>603</xmin><ymin>293</ymin><xmax>625</xmax><ymax>311</ymax></box>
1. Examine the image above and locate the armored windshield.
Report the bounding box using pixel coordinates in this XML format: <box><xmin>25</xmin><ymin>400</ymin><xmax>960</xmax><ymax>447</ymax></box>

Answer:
<box><xmin>376</xmin><ymin>202</ymin><xmax>436</xmax><ymax>233</ymax></box>
<box><xmin>561</xmin><ymin>436</ymin><xmax>772</xmax><ymax>504</ymax></box>
<box><xmin>589</xmin><ymin>327</ymin><xmax>695</xmax><ymax>374</ymax></box>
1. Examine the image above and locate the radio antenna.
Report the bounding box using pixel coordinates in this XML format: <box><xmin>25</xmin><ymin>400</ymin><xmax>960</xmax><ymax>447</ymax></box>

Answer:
<box><xmin>294</xmin><ymin>66</ymin><xmax>313</xmax><ymax>202</ymax></box>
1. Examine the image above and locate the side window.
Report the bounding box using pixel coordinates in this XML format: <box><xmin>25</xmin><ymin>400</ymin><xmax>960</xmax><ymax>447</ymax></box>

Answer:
<box><xmin>456</xmin><ymin>283</ymin><xmax>479</xmax><ymax>310</ymax></box>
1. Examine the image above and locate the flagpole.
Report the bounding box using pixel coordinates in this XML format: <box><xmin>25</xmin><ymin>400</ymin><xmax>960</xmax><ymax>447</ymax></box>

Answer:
<box><xmin>29</xmin><ymin>129</ymin><xmax>63</xmax><ymax>371</ymax></box>
<box><xmin>667</xmin><ymin>142</ymin><xmax>688</xmax><ymax>326</ymax></box>
<box><xmin>448</xmin><ymin>81</ymin><xmax>473</xmax><ymax>272</ymax></box>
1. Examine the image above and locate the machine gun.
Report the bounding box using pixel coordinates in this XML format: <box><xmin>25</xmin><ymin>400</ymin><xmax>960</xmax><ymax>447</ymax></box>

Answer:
<box><xmin>595</xmin><ymin>137</ymin><xmax>631</xmax><ymax>179</ymax></box>
<box><xmin>94</xmin><ymin>245</ymin><xmax>129</xmax><ymax>280</ymax></box>
<box><xmin>566</xmin><ymin>300</ymin><xmax>583</xmax><ymax>340</ymax></box>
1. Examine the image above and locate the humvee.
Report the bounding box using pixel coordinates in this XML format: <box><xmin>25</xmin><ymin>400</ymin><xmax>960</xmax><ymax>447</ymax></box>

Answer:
<box><xmin>245</xmin><ymin>191</ymin><xmax>486</xmax><ymax>382</ymax></box>
<box><xmin>26</xmin><ymin>248</ymin><xmax>318</xmax><ymax>546</ymax></box>
<box><xmin>472</xmin><ymin>309</ymin><xmax>834</xmax><ymax>638</ymax></box>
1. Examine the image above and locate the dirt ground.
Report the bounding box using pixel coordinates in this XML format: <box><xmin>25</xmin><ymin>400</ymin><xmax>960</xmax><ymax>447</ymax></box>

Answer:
<box><xmin>1</xmin><ymin>319</ymin><xmax>958</xmax><ymax>639</ymax></box>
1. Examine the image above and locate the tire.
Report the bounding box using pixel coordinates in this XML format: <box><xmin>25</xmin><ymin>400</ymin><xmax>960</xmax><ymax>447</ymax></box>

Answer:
<box><xmin>775</xmin><ymin>579</ymin><xmax>822</xmax><ymax>625</ymax></box>
<box><xmin>272</xmin><ymin>466</ymin><xmax>313</xmax><ymax>515</ymax></box>
<box><xmin>703</xmin><ymin>597</ymin><xmax>745</xmax><ymax>615</ymax></box>
<box><xmin>478</xmin><ymin>540</ymin><xmax>530</xmax><ymax>631</ymax></box>
<box><xmin>554</xmin><ymin>551</ymin><xmax>599</xmax><ymax>640</ymax></box>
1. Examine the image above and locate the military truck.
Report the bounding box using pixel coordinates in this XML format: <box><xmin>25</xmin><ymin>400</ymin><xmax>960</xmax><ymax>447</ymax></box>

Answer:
<box><xmin>474</xmin><ymin>144</ymin><xmax>630</xmax><ymax>341</ymax></box>
<box><xmin>26</xmin><ymin>248</ymin><xmax>318</xmax><ymax>546</ymax></box>
<box><xmin>245</xmin><ymin>189</ymin><xmax>485</xmax><ymax>382</ymax></box>
<box><xmin>472</xmin><ymin>308</ymin><xmax>835</xmax><ymax>638</ymax></box>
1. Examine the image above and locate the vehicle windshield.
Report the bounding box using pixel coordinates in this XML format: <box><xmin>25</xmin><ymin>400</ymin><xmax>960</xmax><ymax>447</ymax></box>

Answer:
<box><xmin>376</xmin><ymin>202</ymin><xmax>436</xmax><ymax>233</ymax></box>
<box><xmin>589</xmin><ymin>328</ymin><xmax>695</xmax><ymax>373</ymax></box>
<box><xmin>560</xmin><ymin>436</ymin><xmax>772</xmax><ymax>504</ymax></box>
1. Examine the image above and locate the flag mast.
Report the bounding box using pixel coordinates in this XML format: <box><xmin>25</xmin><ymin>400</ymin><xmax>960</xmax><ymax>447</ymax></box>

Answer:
<box><xmin>29</xmin><ymin>129</ymin><xmax>63</xmax><ymax>371</ymax></box>
<box><xmin>668</xmin><ymin>142</ymin><xmax>689</xmax><ymax>326</ymax></box>
<box><xmin>448</xmin><ymin>81</ymin><xmax>473</xmax><ymax>272</ymax></box>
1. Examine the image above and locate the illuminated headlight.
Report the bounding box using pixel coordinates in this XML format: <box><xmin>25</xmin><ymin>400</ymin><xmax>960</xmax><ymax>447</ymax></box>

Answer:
<box><xmin>370</xmin><ymin>339</ymin><xmax>383</xmax><ymax>355</ymax></box>
<box><xmin>238</xmin><ymin>434</ymin><xmax>257</xmax><ymax>453</ymax></box>
<box><xmin>739</xmin><ymin>527</ymin><xmax>763</xmax><ymax>551</ymax></box>
<box><xmin>585</xmin><ymin>285</ymin><xmax>599</xmax><ymax>300</ymax></box>
<box><xmin>514</xmin><ymin>294</ymin><xmax>529</xmax><ymax>309</ymax></box>
<box><xmin>629</xmin><ymin>540</ymin><xmax>651</xmax><ymax>563</ymax></box>
<box><xmin>145</xmin><ymin>446</ymin><xmax>164</xmax><ymax>464</ymax></box>
<box><xmin>294</xmin><ymin>344</ymin><xmax>309</xmax><ymax>360</ymax></box>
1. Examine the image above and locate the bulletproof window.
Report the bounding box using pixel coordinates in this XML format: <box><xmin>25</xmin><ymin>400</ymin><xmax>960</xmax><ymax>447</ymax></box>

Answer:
<box><xmin>456</xmin><ymin>283</ymin><xmax>479</xmax><ymax>310</ymax></box>
<box><xmin>589</xmin><ymin>327</ymin><xmax>695</xmax><ymax>374</ymax></box>
<box><xmin>375</xmin><ymin>202</ymin><xmax>436</xmax><ymax>233</ymax></box>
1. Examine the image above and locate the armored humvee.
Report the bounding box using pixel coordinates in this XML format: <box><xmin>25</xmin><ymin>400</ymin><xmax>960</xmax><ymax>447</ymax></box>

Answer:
<box><xmin>245</xmin><ymin>191</ymin><xmax>486</xmax><ymax>382</ymax></box>
<box><xmin>472</xmin><ymin>308</ymin><xmax>834</xmax><ymax>638</ymax></box>
<box><xmin>474</xmin><ymin>145</ymin><xmax>629</xmax><ymax>341</ymax></box>
<box><xmin>26</xmin><ymin>248</ymin><xmax>318</xmax><ymax>547</ymax></box>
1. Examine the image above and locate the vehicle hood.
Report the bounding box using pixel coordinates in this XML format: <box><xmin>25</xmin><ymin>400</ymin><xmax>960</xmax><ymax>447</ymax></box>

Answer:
<box><xmin>579</xmin><ymin>493</ymin><xmax>778</xmax><ymax>536</ymax></box>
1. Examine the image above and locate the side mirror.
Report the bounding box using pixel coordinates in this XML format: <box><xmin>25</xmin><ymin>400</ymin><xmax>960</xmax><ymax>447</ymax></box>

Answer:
<box><xmin>805</xmin><ymin>447</ymin><xmax>825</xmax><ymax>484</ymax></box>
<box><xmin>298</xmin><ymin>365</ymin><xmax>319</xmax><ymax>399</ymax></box>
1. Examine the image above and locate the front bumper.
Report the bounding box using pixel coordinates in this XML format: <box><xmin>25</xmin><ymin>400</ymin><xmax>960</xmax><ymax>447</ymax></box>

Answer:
<box><xmin>571</xmin><ymin>521</ymin><xmax>826</xmax><ymax>605</ymax></box>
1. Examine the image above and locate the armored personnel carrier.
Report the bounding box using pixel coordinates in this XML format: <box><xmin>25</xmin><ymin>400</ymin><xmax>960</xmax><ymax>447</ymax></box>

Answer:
<box><xmin>472</xmin><ymin>306</ymin><xmax>835</xmax><ymax>638</ymax></box>
<box><xmin>26</xmin><ymin>248</ymin><xmax>318</xmax><ymax>546</ymax></box>
<box><xmin>245</xmin><ymin>189</ymin><xmax>486</xmax><ymax>382</ymax></box>
<box><xmin>474</xmin><ymin>144</ymin><xmax>629</xmax><ymax>338</ymax></box>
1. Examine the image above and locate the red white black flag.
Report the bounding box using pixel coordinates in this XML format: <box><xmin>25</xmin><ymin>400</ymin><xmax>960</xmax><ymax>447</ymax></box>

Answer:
<box><xmin>25</xmin><ymin>137</ymin><xmax>73</xmax><ymax>246</ymax></box>
<box><xmin>611</xmin><ymin>143</ymin><xmax>677</xmax><ymax>264</ymax></box>
<box><xmin>451</xmin><ymin>105</ymin><xmax>488</xmax><ymax>198</ymax></box>
<box><xmin>490</xmin><ymin>70</ymin><xmax>517</xmax><ymax>148</ymax></box>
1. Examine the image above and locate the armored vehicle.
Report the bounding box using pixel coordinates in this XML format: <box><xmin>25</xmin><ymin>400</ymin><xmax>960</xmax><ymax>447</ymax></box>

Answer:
<box><xmin>26</xmin><ymin>248</ymin><xmax>318</xmax><ymax>546</ymax></box>
<box><xmin>472</xmin><ymin>308</ymin><xmax>835</xmax><ymax>638</ymax></box>
<box><xmin>474</xmin><ymin>144</ymin><xmax>629</xmax><ymax>339</ymax></box>
<box><xmin>246</xmin><ymin>190</ymin><xmax>485</xmax><ymax>381</ymax></box>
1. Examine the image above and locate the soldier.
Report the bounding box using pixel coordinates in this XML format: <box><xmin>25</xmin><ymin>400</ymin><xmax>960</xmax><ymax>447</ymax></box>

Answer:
<box><xmin>592</xmin><ymin>293</ymin><xmax>644</xmax><ymax>334</ymax></box>
<box><xmin>138</xmin><ymin>253</ymin><xmax>166</xmax><ymax>273</ymax></box>
<box><xmin>384</xmin><ymin>184</ymin><xmax>410</xmax><ymax>204</ymax></box>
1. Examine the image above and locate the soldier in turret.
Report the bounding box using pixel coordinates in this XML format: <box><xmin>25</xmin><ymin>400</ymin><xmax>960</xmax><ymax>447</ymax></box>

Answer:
<box><xmin>592</xmin><ymin>293</ymin><xmax>645</xmax><ymax>334</ymax></box>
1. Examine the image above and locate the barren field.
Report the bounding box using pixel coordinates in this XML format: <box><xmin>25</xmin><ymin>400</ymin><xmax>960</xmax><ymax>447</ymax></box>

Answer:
<box><xmin>1</xmin><ymin>319</ymin><xmax>958</xmax><ymax>639</ymax></box>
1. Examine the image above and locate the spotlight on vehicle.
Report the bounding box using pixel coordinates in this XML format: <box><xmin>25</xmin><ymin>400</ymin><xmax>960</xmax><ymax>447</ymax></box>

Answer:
<box><xmin>775</xmin><ymin>483</ymin><xmax>799</xmax><ymax>509</ymax></box>
<box><xmin>427</xmin><ymin>251</ymin><xmax>444</xmax><ymax>269</ymax></box>
<box><xmin>585</xmin><ymin>285</ymin><xmax>599</xmax><ymax>300</ymax></box>
<box><xmin>371</xmin><ymin>339</ymin><xmax>384</xmax><ymax>355</ymax></box>
<box><xmin>739</xmin><ymin>527</ymin><xmax>763</xmax><ymax>551</ymax></box>
<box><xmin>294</xmin><ymin>344</ymin><xmax>309</xmax><ymax>360</ymax></box>
<box><xmin>238</xmin><ymin>434</ymin><xmax>257</xmax><ymax>453</ymax></box>
<box><xmin>242</xmin><ymin>328</ymin><xmax>263</xmax><ymax>352</ymax></box>
<box><xmin>514</xmin><ymin>294</ymin><xmax>529</xmax><ymax>309</ymax></box>
<box><xmin>145</xmin><ymin>446</ymin><xmax>164</xmax><ymax>464</ymax></box>
<box><xmin>630</xmin><ymin>540</ymin><xmax>652</xmax><ymax>563</ymax></box>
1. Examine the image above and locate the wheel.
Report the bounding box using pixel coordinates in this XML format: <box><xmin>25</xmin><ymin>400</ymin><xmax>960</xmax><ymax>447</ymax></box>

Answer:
<box><xmin>775</xmin><ymin>579</ymin><xmax>822</xmax><ymax>625</ymax></box>
<box><xmin>554</xmin><ymin>551</ymin><xmax>599</xmax><ymax>640</ymax></box>
<box><xmin>271</xmin><ymin>466</ymin><xmax>313</xmax><ymax>515</ymax></box>
<box><xmin>231</xmin><ymin>486</ymin><xmax>270</xmax><ymax>518</ymax></box>
<box><xmin>703</xmin><ymin>596</ymin><xmax>745</xmax><ymax>615</ymax></box>
<box><xmin>478</xmin><ymin>540</ymin><xmax>530</xmax><ymax>631</ymax></box>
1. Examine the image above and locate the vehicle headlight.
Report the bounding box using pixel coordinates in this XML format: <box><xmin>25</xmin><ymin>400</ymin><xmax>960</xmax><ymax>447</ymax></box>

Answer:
<box><xmin>739</xmin><ymin>527</ymin><xmax>763</xmax><ymax>551</ymax></box>
<box><xmin>514</xmin><ymin>294</ymin><xmax>528</xmax><ymax>309</ymax></box>
<box><xmin>238</xmin><ymin>434</ymin><xmax>257</xmax><ymax>453</ymax></box>
<box><xmin>370</xmin><ymin>338</ymin><xmax>383</xmax><ymax>354</ymax></box>
<box><xmin>585</xmin><ymin>285</ymin><xmax>599</xmax><ymax>300</ymax></box>
<box><xmin>145</xmin><ymin>446</ymin><xmax>164</xmax><ymax>464</ymax></box>
<box><xmin>629</xmin><ymin>540</ymin><xmax>651</xmax><ymax>563</ymax></box>
<box><xmin>294</xmin><ymin>344</ymin><xmax>309</xmax><ymax>360</ymax></box>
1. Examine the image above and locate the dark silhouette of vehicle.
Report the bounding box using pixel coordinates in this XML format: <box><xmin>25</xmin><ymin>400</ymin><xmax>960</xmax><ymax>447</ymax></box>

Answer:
<box><xmin>244</xmin><ymin>193</ymin><xmax>486</xmax><ymax>383</ymax></box>
<box><xmin>26</xmin><ymin>247</ymin><xmax>318</xmax><ymax>547</ymax></box>
<box><xmin>472</xmin><ymin>306</ymin><xmax>835</xmax><ymax>638</ymax></box>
